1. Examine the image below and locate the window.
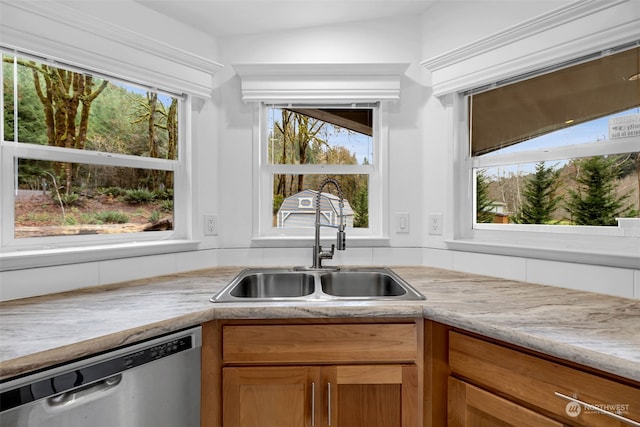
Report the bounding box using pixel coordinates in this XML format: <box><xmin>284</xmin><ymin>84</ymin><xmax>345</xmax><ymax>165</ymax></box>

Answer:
<box><xmin>256</xmin><ymin>103</ymin><xmax>385</xmax><ymax>240</ymax></box>
<box><xmin>468</xmin><ymin>44</ymin><xmax>640</xmax><ymax>234</ymax></box>
<box><xmin>1</xmin><ymin>50</ymin><xmax>186</xmax><ymax>248</ymax></box>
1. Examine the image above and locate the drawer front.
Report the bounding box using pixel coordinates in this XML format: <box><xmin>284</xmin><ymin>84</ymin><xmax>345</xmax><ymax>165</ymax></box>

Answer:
<box><xmin>448</xmin><ymin>377</ymin><xmax>564</xmax><ymax>427</ymax></box>
<box><xmin>449</xmin><ymin>331</ymin><xmax>640</xmax><ymax>427</ymax></box>
<box><xmin>223</xmin><ymin>323</ymin><xmax>418</xmax><ymax>364</ymax></box>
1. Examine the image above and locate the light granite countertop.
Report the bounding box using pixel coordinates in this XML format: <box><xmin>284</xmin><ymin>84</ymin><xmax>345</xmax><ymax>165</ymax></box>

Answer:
<box><xmin>0</xmin><ymin>266</ymin><xmax>638</xmax><ymax>383</ymax></box>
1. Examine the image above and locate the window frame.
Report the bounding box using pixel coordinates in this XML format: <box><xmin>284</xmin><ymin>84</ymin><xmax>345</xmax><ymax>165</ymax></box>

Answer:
<box><xmin>252</xmin><ymin>102</ymin><xmax>390</xmax><ymax>244</ymax></box>
<box><xmin>449</xmin><ymin>66</ymin><xmax>640</xmax><ymax>268</ymax></box>
<box><xmin>0</xmin><ymin>49</ymin><xmax>193</xmax><ymax>255</ymax></box>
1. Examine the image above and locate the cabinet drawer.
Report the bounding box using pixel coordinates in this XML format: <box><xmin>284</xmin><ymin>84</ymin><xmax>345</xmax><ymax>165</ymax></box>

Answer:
<box><xmin>449</xmin><ymin>331</ymin><xmax>640</xmax><ymax>426</ymax></box>
<box><xmin>223</xmin><ymin>323</ymin><xmax>418</xmax><ymax>364</ymax></box>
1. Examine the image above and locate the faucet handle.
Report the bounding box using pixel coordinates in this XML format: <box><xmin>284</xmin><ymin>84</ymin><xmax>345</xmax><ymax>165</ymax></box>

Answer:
<box><xmin>319</xmin><ymin>244</ymin><xmax>335</xmax><ymax>260</ymax></box>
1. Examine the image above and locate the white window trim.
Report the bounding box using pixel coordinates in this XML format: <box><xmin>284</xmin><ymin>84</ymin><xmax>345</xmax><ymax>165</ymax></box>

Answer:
<box><xmin>471</xmin><ymin>132</ymin><xmax>640</xmax><ymax>238</ymax></box>
<box><xmin>233</xmin><ymin>63</ymin><xmax>406</xmax><ymax>247</ymax></box>
<box><xmin>1</xmin><ymin>1</ymin><xmax>223</xmax><ymax>98</ymax></box>
<box><xmin>0</xmin><ymin>1</ymin><xmax>223</xmax><ymax>270</ymax></box>
<box><xmin>422</xmin><ymin>1</ymin><xmax>640</xmax><ymax>269</ymax></box>
<box><xmin>251</xmin><ymin>102</ymin><xmax>390</xmax><ymax>246</ymax></box>
<box><xmin>0</xmin><ymin>53</ymin><xmax>202</xmax><ymax>270</ymax></box>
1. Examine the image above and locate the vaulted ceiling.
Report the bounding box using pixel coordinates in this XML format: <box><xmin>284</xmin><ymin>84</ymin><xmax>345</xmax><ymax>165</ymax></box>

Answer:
<box><xmin>134</xmin><ymin>0</ymin><xmax>435</xmax><ymax>38</ymax></box>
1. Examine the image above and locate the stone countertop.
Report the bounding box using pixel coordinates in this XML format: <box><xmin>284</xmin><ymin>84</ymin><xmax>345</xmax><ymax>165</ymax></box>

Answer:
<box><xmin>0</xmin><ymin>266</ymin><xmax>638</xmax><ymax>382</ymax></box>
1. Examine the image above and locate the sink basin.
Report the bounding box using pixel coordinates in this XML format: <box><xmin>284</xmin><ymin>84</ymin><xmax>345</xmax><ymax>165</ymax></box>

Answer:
<box><xmin>211</xmin><ymin>270</ymin><xmax>315</xmax><ymax>302</ymax></box>
<box><xmin>230</xmin><ymin>272</ymin><xmax>315</xmax><ymax>298</ymax></box>
<box><xmin>321</xmin><ymin>271</ymin><xmax>407</xmax><ymax>297</ymax></box>
<box><xmin>210</xmin><ymin>267</ymin><xmax>425</xmax><ymax>302</ymax></box>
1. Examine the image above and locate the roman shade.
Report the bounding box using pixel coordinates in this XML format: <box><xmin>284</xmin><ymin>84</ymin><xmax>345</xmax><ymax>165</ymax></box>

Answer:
<box><xmin>470</xmin><ymin>46</ymin><xmax>640</xmax><ymax>156</ymax></box>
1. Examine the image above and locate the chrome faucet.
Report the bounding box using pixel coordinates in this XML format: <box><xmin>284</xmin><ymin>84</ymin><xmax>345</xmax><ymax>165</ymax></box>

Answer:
<box><xmin>311</xmin><ymin>178</ymin><xmax>346</xmax><ymax>269</ymax></box>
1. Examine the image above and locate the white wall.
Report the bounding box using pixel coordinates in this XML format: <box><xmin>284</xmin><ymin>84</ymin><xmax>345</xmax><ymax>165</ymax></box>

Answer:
<box><xmin>1</xmin><ymin>1</ymin><xmax>638</xmax><ymax>300</ymax></box>
<box><xmin>214</xmin><ymin>16</ymin><xmax>427</xmax><ymax>257</ymax></box>
<box><xmin>416</xmin><ymin>0</ymin><xmax>640</xmax><ymax>298</ymax></box>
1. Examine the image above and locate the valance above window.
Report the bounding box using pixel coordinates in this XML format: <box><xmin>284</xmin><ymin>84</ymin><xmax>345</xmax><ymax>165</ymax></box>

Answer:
<box><xmin>233</xmin><ymin>63</ymin><xmax>409</xmax><ymax>103</ymax></box>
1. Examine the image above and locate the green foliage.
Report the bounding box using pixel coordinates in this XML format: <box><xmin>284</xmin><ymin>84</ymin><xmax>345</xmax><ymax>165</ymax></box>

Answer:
<box><xmin>63</xmin><ymin>215</ymin><xmax>78</xmax><ymax>226</ymax></box>
<box><xmin>476</xmin><ymin>169</ymin><xmax>495</xmax><ymax>223</ymax></box>
<box><xmin>98</xmin><ymin>186</ymin><xmax>126</xmax><ymax>197</ymax></box>
<box><xmin>159</xmin><ymin>200</ymin><xmax>174</xmax><ymax>213</ymax></box>
<box><xmin>5</xmin><ymin>55</ymin><xmax>179</xmax><ymax>194</ymax></box>
<box><xmin>513</xmin><ymin>162</ymin><xmax>561</xmax><ymax>224</ymax></box>
<box><xmin>122</xmin><ymin>189</ymin><xmax>155</xmax><ymax>204</ymax></box>
<box><xmin>153</xmin><ymin>188</ymin><xmax>173</xmax><ymax>200</ymax></box>
<box><xmin>93</xmin><ymin>211</ymin><xmax>129</xmax><ymax>224</ymax></box>
<box><xmin>352</xmin><ymin>186</ymin><xmax>369</xmax><ymax>228</ymax></box>
<box><xmin>565</xmin><ymin>156</ymin><xmax>638</xmax><ymax>225</ymax></box>
<box><xmin>273</xmin><ymin>194</ymin><xmax>284</xmax><ymax>215</ymax></box>
<box><xmin>148</xmin><ymin>210</ymin><xmax>161</xmax><ymax>223</ymax></box>
<box><xmin>55</xmin><ymin>192</ymin><xmax>81</xmax><ymax>207</ymax></box>
<box><xmin>2</xmin><ymin>58</ymin><xmax>48</xmax><ymax>144</ymax></box>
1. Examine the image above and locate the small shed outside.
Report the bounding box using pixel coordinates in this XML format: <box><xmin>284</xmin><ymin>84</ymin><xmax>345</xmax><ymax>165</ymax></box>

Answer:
<box><xmin>277</xmin><ymin>189</ymin><xmax>354</xmax><ymax>228</ymax></box>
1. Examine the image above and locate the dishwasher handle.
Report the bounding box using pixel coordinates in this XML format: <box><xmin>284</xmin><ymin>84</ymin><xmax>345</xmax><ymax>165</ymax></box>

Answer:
<box><xmin>47</xmin><ymin>375</ymin><xmax>122</xmax><ymax>408</ymax></box>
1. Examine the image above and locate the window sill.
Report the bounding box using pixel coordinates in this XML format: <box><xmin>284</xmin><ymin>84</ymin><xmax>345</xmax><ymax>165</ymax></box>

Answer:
<box><xmin>446</xmin><ymin>238</ymin><xmax>640</xmax><ymax>269</ymax></box>
<box><xmin>0</xmin><ymin>240</ymin><xmax>199</xmax><ymax>271</ymax></box>
<box><xmin>251</xmin><ymin>235</ymin><xmax>390</xmax><ymax>248</ymax></box>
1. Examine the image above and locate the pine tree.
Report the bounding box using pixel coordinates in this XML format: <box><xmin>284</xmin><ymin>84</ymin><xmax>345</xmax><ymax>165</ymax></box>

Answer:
<box><xmin>476</xmin><ymin>169</ymin><xmax>494</xmax><ymax>223</ymax></box>
<box><xmin>352</xmin><ymin>186</ymin><xmax>369</xmax><ymax>228</ymax></box>
<box><xmin>566</xmin><ymin>156</ymin><xmax>638</xmax><ymax>225</ymax></box>
<box><xmin>514</xmin><ymin>162</ymin><xmax>561</xmax><ymax>224</ymax></box>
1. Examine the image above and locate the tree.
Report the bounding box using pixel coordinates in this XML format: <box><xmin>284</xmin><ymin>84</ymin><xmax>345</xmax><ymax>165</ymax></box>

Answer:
<box><xmin>514</xmin><ymin>162</ymin><xmax>561</xmax><ymax>224</ymax></box>
<box><xmin>352</xmin><ymin>186</ymin><xmax>368</xmax><ymax>228</ymax></box>
<box><xmin>4</xmin><ymin>59</ymin><xmax>110</xmax><ymax>192</ymax></box>
<box><xmin>131</xmin><ymin>92</ymin><xmax>178</xmax><ymax>190</ymax></box>
<box><xmin>476</xmin><ymin>169</ymin><xmax>494</xmax><ymax>223</ymax></box>
<box><xmin>272</xmin><ymin>110</ymin><xmax>327</xmax><ymax>196</ymax></box>
<box><xmin>565</xmin><ymin>156</ymin><xmax>638</xmax><ymax>225</ymax></box>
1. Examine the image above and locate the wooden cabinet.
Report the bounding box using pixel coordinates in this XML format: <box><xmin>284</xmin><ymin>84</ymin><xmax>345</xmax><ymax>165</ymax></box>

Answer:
<box><xmin>223</xmin><ymin>366</ymin><xmax>316</xmax><ymax>426</ymax></box>
<box><xmin>447</xmin><ymin>330</ymin><xmax>640</xmax><ymax>427</ymax></box>
<box><xmin>203</xmin><ymin>319</ymin><xmax>423</xmax><ymax>427</ymax></box>
<box><xmin>448</xmin><ymin>377</ymin><xmax>563</xmax><ymax>427</ymax></box>
<box><xmin>223</xmin><ymin>364</ymin><xmax>418</xmax><ymax>427</ymax></box>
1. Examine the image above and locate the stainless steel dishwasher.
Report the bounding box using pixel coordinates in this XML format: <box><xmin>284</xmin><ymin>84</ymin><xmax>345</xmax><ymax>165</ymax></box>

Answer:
<box><xmin>0</xmin><ymin>326</ymin><xmax>201</xmax><ymax>427</ymax></box>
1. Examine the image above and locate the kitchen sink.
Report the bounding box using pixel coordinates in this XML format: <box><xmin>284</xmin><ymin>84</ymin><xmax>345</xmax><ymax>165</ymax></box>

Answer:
<box><xmin>321</xmin><ymin>271</ymin><xmax>409</xmax><ymax>297</ymax></box>
<box><xmin>210</xmin><ymin>267</ymin><xmax>425</xmax><ymax>302</ymax></box>
<box><xmin>229</xmin><ymin>271</ymin><xmax>315</xmax><ymax>298</ymax></box>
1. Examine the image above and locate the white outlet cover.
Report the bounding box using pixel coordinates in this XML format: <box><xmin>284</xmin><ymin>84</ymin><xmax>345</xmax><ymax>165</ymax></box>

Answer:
<box><xmin>428</xmin><ymin>213</ymin><xmax>443</xmax><ymax>235</ymax></box>
<box><xmin>204</xmin><ymin>214</ymin><xmax>218</xmax><ymax>235</ymax></box>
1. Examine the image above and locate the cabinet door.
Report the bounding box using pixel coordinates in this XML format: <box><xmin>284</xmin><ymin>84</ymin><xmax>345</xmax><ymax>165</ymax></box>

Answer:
<box><xmin>448</xmin><ymin>377</ymin><xmax>563</xmax><ymax>427</ymax></box>
<box><xmin>223</xmin><ymin>366</ymin><xmax>319</xmax><ymax>427</ymax></box>
<box><xmin>324</xmin><ymin>365</ymin><xmax>419</xmax><ymax>427</ymax></box>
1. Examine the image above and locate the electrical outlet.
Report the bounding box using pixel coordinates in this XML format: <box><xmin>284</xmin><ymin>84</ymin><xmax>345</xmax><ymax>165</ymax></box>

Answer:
<box><xmin>428</xmin><ymin>213</ymin><xmax>443</xmax><ymax>235</ymax></box>
<box><xmin>204</xmin><ymin>214</ymin><xmax>218</xmax><ymax>236</ymax></box>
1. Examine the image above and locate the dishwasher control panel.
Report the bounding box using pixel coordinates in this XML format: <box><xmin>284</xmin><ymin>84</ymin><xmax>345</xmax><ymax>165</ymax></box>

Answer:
<box><xmin>124</xmin><ymin>336</ymin><xmax>192</xmax><ymax>369</ymax></box>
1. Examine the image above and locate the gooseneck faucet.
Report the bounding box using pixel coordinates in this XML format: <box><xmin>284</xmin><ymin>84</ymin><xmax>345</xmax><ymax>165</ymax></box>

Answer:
<box><xmin>312</xmin><ymin>178</ymin><xmax>346</xmax><ymax>269</ymax></box>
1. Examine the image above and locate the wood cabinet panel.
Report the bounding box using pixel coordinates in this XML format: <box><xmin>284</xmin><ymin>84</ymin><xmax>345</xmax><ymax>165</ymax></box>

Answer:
<box><xmin>223</xmin><ymin>366</ymin><xmax>318</xmax><ymax>427</ymax></box>
<box><xmin>336</xmin><ymin>365</ymin><xmax>402</xmax><ymax>384</ymax></box>
<box><xmin>223</xmin><ymin>323</ymin><xmax>418</xmax><ymax>364</ymax></box>
<box><xmin>449</xmin><ymin>331</ymin><xmax>640</xmax><ymax>426</ymax></box>
<box><xmin>330</xmin><ymin>364</ymin><xmax>420</xmax><ymax>427</ymax></box>
<box><xmin>448</xmin><ymin>377</ymin><xmax>563</xmax><ymax>427</ymax></box>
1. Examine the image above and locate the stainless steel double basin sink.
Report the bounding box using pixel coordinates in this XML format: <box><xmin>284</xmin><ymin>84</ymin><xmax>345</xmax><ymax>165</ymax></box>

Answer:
<box><xmin>210</xmin><ymin>267</ymin><xmax>425</xmax><ymax>302</ymax></box>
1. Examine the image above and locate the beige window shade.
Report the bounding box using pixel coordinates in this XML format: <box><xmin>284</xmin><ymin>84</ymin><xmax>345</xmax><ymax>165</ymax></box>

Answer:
<box><xmin>470</xmin><ymin>46</ymin><xmax>640</xmax><ymax>157</ymax></box>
